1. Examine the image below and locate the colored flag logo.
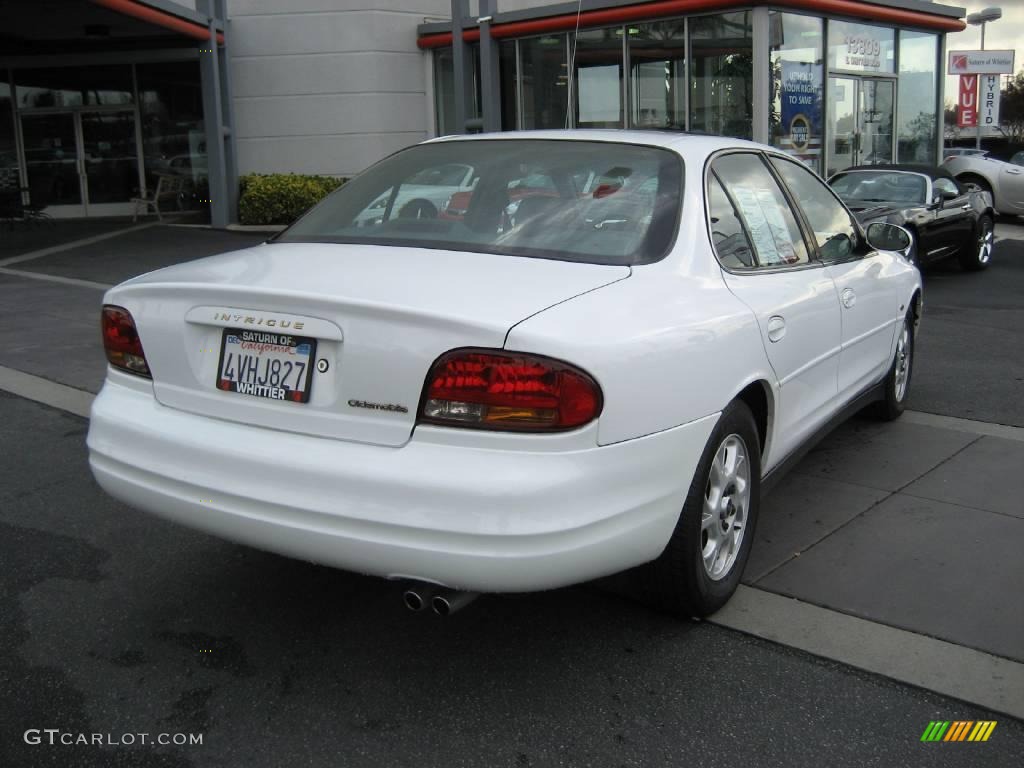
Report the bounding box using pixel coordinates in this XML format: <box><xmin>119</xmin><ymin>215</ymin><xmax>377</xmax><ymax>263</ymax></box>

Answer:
<box><xmin>951</xmin><ymin>54</ymin><xmax>968</xmax><ymax>72</ymax></box>
<box><xmin>921</xmin><ymin>721</ymin><xmax>997</xmax><ymax>742</ymax></box>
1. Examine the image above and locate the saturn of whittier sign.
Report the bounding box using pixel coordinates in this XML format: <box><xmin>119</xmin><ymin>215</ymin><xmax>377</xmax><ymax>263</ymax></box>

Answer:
<box><xmin>949</xmin><ymin>50</ymin><xmax>1015</xmax><ymax>130</ymax></box>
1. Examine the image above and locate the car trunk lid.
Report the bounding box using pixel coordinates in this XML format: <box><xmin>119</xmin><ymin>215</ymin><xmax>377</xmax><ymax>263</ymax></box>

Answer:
<box><xmin>110</xmin><ymin>242</ymin><xmax>628</xmax><ymax>446</ymax></box>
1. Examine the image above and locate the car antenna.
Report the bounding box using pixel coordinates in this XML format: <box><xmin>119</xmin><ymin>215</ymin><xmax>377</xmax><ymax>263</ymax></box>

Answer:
<box><xmin>565</xmin><ymin>0</ymin><xmax>583</xmax><ymax>130</ymax></box>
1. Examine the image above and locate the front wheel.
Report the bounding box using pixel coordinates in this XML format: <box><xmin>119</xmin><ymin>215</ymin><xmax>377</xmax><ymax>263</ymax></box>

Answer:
<box><xmin>873</xmin><ymin>311</ymin><xmax>914</xmax><ymax>421</ymax></box>
<box><xmin>959</xmin><ymin>215</ymin><xmax>994</xmax><ymax>271</ymax></box>
<box><xmin>635</xmin><ymin>400</ymin><xmax>761</xmax><ymax>617</ymax></box>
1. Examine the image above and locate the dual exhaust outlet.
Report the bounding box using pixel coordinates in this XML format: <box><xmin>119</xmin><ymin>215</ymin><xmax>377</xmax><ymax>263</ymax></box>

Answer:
<box><xmin>403</xmin><ymin>583</ymin><xmax>478</xmax><ymax>616</ymax></box>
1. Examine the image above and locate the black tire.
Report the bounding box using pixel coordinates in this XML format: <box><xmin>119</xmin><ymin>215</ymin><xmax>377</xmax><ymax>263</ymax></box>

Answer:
<box><xmin>958</xmin><ymin>173</ymin><xmax>992</xmax><ymax>197</ymax></box>
<box><xmin>959</xmin><ymin>214</ymin><xmax>994</xmax><ymax>271</ymax></box>
<box><xmin>398</xmin><ymin>198</ymin><xmax>438</xmax><ymax>220</ymax></box>
<box><xmin>873</xmin><ymin>310</ymin><xmax>915</xmax><ymax>421</ymax></box>
<box><xmin>633</xmin><ymin>400</ymin><xmax>762</xmax><ymax>617</ymax></box>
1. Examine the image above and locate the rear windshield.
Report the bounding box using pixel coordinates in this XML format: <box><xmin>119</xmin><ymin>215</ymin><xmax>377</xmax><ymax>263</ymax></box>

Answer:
<box><xmin>277</xmin><ymin>139</ymin><xmax>683</xmax><ymax>266</ymax></box>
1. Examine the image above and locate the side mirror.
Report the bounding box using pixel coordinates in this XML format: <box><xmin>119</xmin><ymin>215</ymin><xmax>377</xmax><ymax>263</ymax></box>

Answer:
<box><xmin>865</xmin><ymin>222</ymin><xmax>912</xmax><ymax>252</ymax></box>
<box><xmin>940</xmin><ymin>187</ymin><xmax>959</xmax><ymax>200</ymax></box>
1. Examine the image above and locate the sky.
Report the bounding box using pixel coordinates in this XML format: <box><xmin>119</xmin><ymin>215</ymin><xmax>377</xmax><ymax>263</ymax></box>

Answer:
<box><xmin>942</xmin><ymin>0</ymin><xmax>1024</xmax><ymax>106</ymax></box>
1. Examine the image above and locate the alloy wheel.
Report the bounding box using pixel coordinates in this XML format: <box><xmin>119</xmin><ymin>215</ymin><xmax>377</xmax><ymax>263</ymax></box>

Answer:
<box><xmin>894</xmin><ymin>318</ymin><xmax>911</xmax><ymax>402</ymax></box>
<box><xmin>701</xmin><ymin>434</ymin><xmax>750</xmax><ymax>581</ymax></box>
<box><xmin>977</xmin><ymin>219</ymin><xmax>994</xmax><ymax>265</ymax></box>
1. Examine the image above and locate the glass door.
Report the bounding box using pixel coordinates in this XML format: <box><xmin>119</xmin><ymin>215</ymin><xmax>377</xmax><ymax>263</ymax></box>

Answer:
<box><xmin>20</xmin><ymin>112</ymin><xmax>85</xmax><ymax>215</ymax></box>
<box><xmin>20</xmin><ymin>109</ymin><xmax>141</xmax><ymax>217</ymax></box>
<box><xmin>827</xmin><ymin>76</ymin><xmax>895</xmax><ymax>176</ymax></box>
<box><xmin>858</xmin><ymin>79</ymin><xmax>894</xmax><ymax>166</ymax></box>
<box><xmin>80</xmin><ymin>110</ymin><xmax>141</xmax><ymax>216</ymax></box>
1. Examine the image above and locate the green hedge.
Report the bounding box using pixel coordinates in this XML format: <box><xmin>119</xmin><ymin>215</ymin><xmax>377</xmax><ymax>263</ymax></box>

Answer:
<box><xmin>238</xmin><ymin>173</ymin><xmax>346</xmax><ymax>226</ymax></box>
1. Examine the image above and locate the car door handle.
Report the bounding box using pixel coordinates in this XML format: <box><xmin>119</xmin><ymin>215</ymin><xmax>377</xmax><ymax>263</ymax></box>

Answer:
<box><xmin>766</xmin><ymin>315</ymin><xmax>786</xmax><ymax>343</ymax></box>
<box><xmin>961</xmin><ymin>204</ymin><xmax>971</xmax><ymax>210</ymax></box>
<box><xmin>841</xmin><ymin>288</ymin><xmax>857</xmax><ymax>309</ymax></box>
<box><xmin>1007</xmin><ymin>168</ymin><xmax>1022</xmax><ymax>175</ymax></box>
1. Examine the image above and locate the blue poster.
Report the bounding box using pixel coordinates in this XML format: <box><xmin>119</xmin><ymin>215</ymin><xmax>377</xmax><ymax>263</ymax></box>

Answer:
<box><xmin>780</xmin><ymin>61</ymin><xmax>822</xmax><ymax>154</ymax></box>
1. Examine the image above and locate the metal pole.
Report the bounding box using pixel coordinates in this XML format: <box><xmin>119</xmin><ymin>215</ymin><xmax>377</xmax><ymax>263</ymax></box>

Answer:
<box><xmin>478</xmin><ymin>0</ymin><xmax>502</xmax><ymax>132</ymax></box>
<box><xmin>976</xmin><ymin>22</ymin><xmax>985</xmax><ymax>150</ymax></box>
<box><xmin>451</xmin><ymin>0</ymin><xmax>471</xmax><ymax>134</ymax></box>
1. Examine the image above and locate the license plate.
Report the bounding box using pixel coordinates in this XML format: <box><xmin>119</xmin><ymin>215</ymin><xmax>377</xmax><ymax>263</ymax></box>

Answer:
<box><xmin>216</xmin><ymin>328</ymin><xmax>317</xmax><ymax>403</ymax></box>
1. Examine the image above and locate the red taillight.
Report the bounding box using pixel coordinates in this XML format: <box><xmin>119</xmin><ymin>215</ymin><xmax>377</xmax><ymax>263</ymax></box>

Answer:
<box><xmin>101</xmin><ymin>305</ymin><xmax>151</xmax><ymax>378</ymax></box>
<box><xmin>419</xmin><ymin>349</ymin><xmax>602</xmax><ymax>431</ymax></box>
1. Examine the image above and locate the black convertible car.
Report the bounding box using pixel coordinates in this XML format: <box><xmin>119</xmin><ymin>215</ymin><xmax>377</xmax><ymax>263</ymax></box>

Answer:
<box><xmin>828</xmin><ymin>164</ymin><xmax>995</xmax><ymax>271</ymax></box>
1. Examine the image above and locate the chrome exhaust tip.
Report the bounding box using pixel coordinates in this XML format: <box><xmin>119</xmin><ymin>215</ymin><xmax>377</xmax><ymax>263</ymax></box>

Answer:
<box><xmin>403</xmin><ymin>583</ymin><xmax>439</xmax><ymax>611</ymax></box>
<box><xmin>431</xmin><ymin>590</ymin><xmax>479</xmax><ymax>616</ymax></box>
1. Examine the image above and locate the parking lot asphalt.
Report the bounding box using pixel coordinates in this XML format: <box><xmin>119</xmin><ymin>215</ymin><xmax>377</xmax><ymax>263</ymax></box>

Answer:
<box><xmin>0</xmin><ymin>217</ymin><xmax>1022</xmax><ymax>765</ymax></box>
<box><xmin>2</xmin><ymin>392</ymin><xmax>1022</xmax><ymax>768</ymax></box>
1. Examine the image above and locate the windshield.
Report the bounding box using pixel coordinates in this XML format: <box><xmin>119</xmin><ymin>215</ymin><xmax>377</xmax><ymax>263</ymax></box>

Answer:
<box><xmin>278</xmin><ymin>139</ymin><xmax>683</xmax><ymax>266</ymax></box>
<box><xmin>829</xmin><ymin>171</ymin><xmax>927</xmax><ymax>205</ymax></box>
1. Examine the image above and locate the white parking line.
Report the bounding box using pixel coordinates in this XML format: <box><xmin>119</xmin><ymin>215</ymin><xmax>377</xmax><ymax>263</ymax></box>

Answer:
<box><xmin>903</xmin><ymin>409</ymin><xmax>1024</xmax><ymax>443</ymax></box>
<box><xmin>1</xmin><ymin>366</ymin><xmax>1022</xmax><ymax>717</ymax></box>
<box><xmin>712</xmin><ymin>585</ymin><xmax>1024</xmax><ymax>720</ymax></box>
<box><xmin>0</xmin><ymin>267</ymin><xmax>112</xmax><ymax>290</ymax></box>
<box><xmin>0</xmin><ymin>365</ymin><xmax>93</xmax><ymax>418</ymax></box>
<box><xmin>0</xmin><ymin>222</ymin><xmax>156</xmax><ymax>267</ymax></box>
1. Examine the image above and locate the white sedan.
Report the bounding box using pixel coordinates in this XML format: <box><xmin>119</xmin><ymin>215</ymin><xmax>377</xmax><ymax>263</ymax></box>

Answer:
<box><xmin>87</xmin><ymin>131</ymin><xmax>921</xmax><ymax>617</ymax></box>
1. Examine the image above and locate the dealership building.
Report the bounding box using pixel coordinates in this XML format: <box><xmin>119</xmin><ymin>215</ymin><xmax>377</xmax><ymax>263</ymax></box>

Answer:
<box><xmin>0</xmin><ymin>0</ymin><xmax>966</xmax><ymax>226</ymax></box>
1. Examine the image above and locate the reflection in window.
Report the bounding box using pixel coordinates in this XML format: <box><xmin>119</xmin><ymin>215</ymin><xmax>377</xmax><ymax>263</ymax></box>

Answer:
<box><xmin>711</xmin><ymin>153</ymin><xmax>809</xmax><ymax>267</ymax></box>
<box><xmin>137</xmin><ymin>62</ymin><xmax>205</xmax><ymax>196</ymax></box>
<box><xmin>0</xmin><ymin>77</ymin><xmax>17</xmax><ymax>193</ymax></box>
<box><xmin>573</xmin><ymin>27</ymin><xmax>624</xmax><ymax>128</ymax></box>
<box><xmin>769</xmin><ymin>156</ymin><xmax>857</xmax><ymax>261</ymax></box>
<box><xmin>708</xmin><ymin>175</ymin><xmax>755</xmax><ymax>269</ymax></box>
<box><xmin>521</xmin><ymin>35</ymin><xmax>569</xmax><ymax>129</ymax></box>
<box><xmin>15</xmin><ymin>66</ymin><xmax>133</xmax><ymax>108</ymax></box>
<box><xmin>690</xmin><ymin>12</ymin><xmax>753</xmax><ymax>139</ymax></box>
<box><xmin>769</xmin><ymin>12</ymin><xmax>823</xmax><ymax>173</ymax></box>
<box><xmin>897</xmin><ymin>31</ymin><xmax>938</xmax><ymax>164</ymax></box>
<box><xmin>828</xmin><ymin>20</ymin><xmax>895</xmax><ymax>74</ymax></box>
<box><xmin>628</xmin><ymin>20</ymin><xmax>686</xmax><ymax>130</ymax></box>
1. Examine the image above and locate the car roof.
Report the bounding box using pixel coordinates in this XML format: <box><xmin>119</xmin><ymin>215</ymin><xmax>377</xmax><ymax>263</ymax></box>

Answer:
<box><xmin>427</xmin><ymin>129</ymin><xmax>772</xmax><ymax>156</ymax></box>
<box><xmin>836</xmin><ymin>164</ymin><xmax>956</xmax><ymax>183</ymax></box>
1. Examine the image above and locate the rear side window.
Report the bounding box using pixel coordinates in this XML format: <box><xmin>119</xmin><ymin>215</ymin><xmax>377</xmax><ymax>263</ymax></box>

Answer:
<box><xmin>769</xmin><ymin>156</ymin><xmax>858</xmax><ymax>261</ymax></box>
<box><xmin>707</xmin><ymin>176</ymin><xmax>755</xmax><ymax>269</ymax></box>
<box><xmin>279</xmin><ymin>140</ymin><xmax>683</xmax><ymax>266</ymax></box>
<box><xmin>709</xmin><ymin>153</ymin><xmax>810</xmax><ymax>268</ymax></box>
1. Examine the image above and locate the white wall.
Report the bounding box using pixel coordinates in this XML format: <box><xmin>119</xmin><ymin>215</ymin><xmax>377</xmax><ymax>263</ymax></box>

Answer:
<box><xmin>227</xmin><ymin>0</ymin><xmax>452</xmax><ymax>177</ymax></box>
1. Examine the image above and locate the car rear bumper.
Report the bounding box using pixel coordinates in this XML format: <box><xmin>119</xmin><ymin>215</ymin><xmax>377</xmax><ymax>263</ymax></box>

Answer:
<box><xmin>87</xmin><ymin>374</ymin><xmax>718</xmax><ymax>592</ymax></box>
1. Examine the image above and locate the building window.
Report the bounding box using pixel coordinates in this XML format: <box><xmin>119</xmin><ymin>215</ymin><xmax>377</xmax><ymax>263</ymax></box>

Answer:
<box><xmin>897</xmin><ymin>31</ymin><xmax>938</xmax><ymax>164</ymax></box>
<box><xmin>500</xmin><ymin>41</ymin><xmax>518</xmax><ymax>130</ymax></box>
<box><xmin>689</xmin><ymin>12</ymin><xmax>753</xmax><ymax>139</ymax></box>
<box><xmin>628</xmin><ymin>19</ymin><xmax>686</xmax><ymax>130</ymax></box>
<box><xmin>521</xmin><ymin>34</ymin><xmax>570</xmax><ymax>129</ymax></box>
<box><xmin>769</xmin><ymin>12</ymin><xmax>823</xmax><ymax>173</ymax></box>
<box><xmin>572</xmin><ymin>27</ymin><xmax>624</xmax><ymax>128</ymax></box>
<box><xmin>15</xmin><ymin>65</ymin><xmax>133</xmax><ymax>108</ymax></box>
<box><xmin>434</xmin><ymin>48</ymin><xmax>456</xmax><ymax>134</ymax></box>
<box><xmin>136</xmin><ymin>62</ymin><xmax>205</xmax><ymax>195</ymax></box>
<box><xmin>828</xmin><ymin>20</ymin><xmax>895</xmax><ymax>75</ymax></box>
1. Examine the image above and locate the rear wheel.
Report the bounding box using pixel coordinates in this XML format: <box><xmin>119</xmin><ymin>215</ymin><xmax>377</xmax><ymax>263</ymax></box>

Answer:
<box><xmin>635</xmin><ymin>400</ymin><xmax>761</xmax><ymax>617</ymax></box>
<box><xmin>959</xmin><ymin>215</ymin><xmax>994</xmax><ymax>271</ymax></box>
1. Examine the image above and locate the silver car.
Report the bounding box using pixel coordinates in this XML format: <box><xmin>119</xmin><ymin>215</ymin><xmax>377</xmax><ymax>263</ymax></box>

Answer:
<box><xmin>943</xmin><ymin>153</ymin><xmax>1024</xmax><ymax>216</ymax></box>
